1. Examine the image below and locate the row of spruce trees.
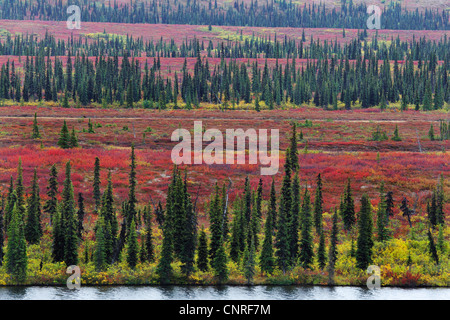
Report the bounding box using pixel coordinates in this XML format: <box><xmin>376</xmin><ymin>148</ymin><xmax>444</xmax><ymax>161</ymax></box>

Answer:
<box><xmin>0</xmin><ymin>0</ymin><xmax>448</xmax><ymax>30</ymax></box>
<box><xmin>0</xmin><ymin>46</ymin><xmax>449</xmax><ymax>110</ymax></box>
<box><xmin>1</xmin><ymin>28</ymin><xmax>449</xmax><ymax>62</ymax></box>
<box><xmin>1</xmin><ymin>125</ymin><xmax>446</xmax><ymax>283</ymax></box>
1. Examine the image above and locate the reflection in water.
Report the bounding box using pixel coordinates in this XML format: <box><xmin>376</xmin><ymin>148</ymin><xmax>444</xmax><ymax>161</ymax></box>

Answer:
<box><xmin>0</xmin><ymin>285</ymin><xmax>448</xmax><ymax>300</ymax></box>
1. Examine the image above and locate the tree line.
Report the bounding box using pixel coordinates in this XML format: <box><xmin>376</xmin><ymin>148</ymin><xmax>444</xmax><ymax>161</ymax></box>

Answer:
<box><xmin>0</xmin><ymin>0</ymin><xmax>448</xmax><ymax>30</ymax></box>
<box><xmin>1</xmin><ymin>125</ymin><xmax>446</xmax><ymax>283</ymax></box>
<box><xmin>0</xmin><ymin>38</ymin><xmax>449</xmax><ymax>110</ymax></box>
<box><xmin>1</xmin><ymin>28</ymin><xmax>449</xmax><ymax>62</ymax></box>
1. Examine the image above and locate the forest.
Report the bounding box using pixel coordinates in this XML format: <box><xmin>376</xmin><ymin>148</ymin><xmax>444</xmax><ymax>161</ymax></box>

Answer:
<box><xmin>0</xmin><ymin>120</ymin><xmax>447</xmax><ymax>286</ymax></box>
<box><xmin>0</xmin><ymin>32</ymin><xmax>449</xmax><ymax>111</ymax></box>
<box><xmin>0</xmin><ymin>0</ymin><xmax>448</xmax><ymax>287</ymax></box>
<box><xmin>0</xmin><ymin>0</ymin><xmax>449</xmax><ymax>30</ymax></box>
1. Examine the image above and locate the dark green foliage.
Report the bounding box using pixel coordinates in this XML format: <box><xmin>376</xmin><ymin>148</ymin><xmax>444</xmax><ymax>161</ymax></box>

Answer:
<box><xmin>179</xmin><ymin>171</ymin><xmax>196</xmax><ymax>276</ymax></box>
<box><xmin>5</xmin><ymin>204</ymin><xmax>27</xmax><ymax>282</ymax></box>
<box><xmin>157</xmin><ymin>205</ymin><xmax>174</xmax><ymax>284</ymax></box>
<box><xmin>221</xmin><ymin>183</ymin><xmax>230</xmax><ymax>243</ymax></box>
<box><xmin>197</xmin><ymin>225</ymin><xmax>209</xmax><ymax>272</ymax></box>
<box><xmin>376</xmin><ymin>182</ymin><xmax>389</xmax><ymax>241</ymax></box>
<box><xmin>77</xmin><ymin>193</ymin><xmax>85</xmax><ymax>239</ymax></box>
<box><xmin>212</xmin><ymin>238</ymin><xmax>228</xmax><ymax>283</ymax></box>
<box><xmin>69</xmin><ymin>127</ymin><xmax>78</xmax><ymax>148</ymax></box>
<box><xmin>327</xmin><ymin>208</ymin><xmax>339</xmax><ymax>284</ymax></box>
<box><xmin>356</xmin><ymin>194</ymin><xmax>374</xmax><ymax>270</ymax></box>
<box><xmin>61</xmin><ymin>162</ymin><xmax>78</xmax><ymax>266</ymax></box>
<box><xmin>4</xmin><ymin>176</ymin><xmax>16</xmax><ymax>229</ymax></box>
<box><xmin>127</xmin><ymin>144</ymin><xmax>137</xmax><ymax>231</ymax></box>
<box><xmin>31</xmin><ymin>113</ymin><xmax>40</xmax><ymax>139</ymax></box>
<box><xmin>229</xmin><ymin>196</ymin><xmax>245</xmax><ymax>262</ymax></box>
<box><xmin>101</xmin><ymin>171</ymin><xmax>118</xmax><ymax>260</ymax></box>
<box><xmin>52</xmin><ymin>204</ymin><xmax>64</xmax><ymax>262</ymax></box>
<box><xmin>143</xmin><ymin>206</ymin><xmax>154</xmax><ymax>263</ymax></box>
<box><xmin>259</xmin><ymin>196</ymin><xmax>275</xmax><ymax>275</ymax></box>
<box><xmin>126</xmin><ymin>219</ymin><xmax>139</xmax><ymax>269</ymax></box>
<box><xmin>58</xmin><ymin>120</ymin><xmax>71</xmax><ymax>149</ymax></box>
<box><xmin>14</xmin><ymin>158</ymin><xmax>25</xmax><ymax>220</ymax></box>
<box><xmin>209</xmin><ymin>184</ymin><xmax>223</xmax><ymax>262</ymax></box>
<box><xmin>392</xmin><ymin>124</ymin><xmax>402</xmax><ymax>141</ymax></box>
<box><xmin>288</xmin><ymin>173</ymin><xmax>300</xmax><ymax>263</ymax></box>
<box><xmin>275</xmin><ymin>166</ymin><xmax>291</xmax><ymax>273</ymax></box>
<box><xmin>94</xmin><ymin>217</ymin><xmax>108</xmax><ymax>271</ymax></box>
<box><xmin>313</xmin><ymin>173</ymin><xmax>323</xmax><ymax>234</ymax></box>
<box><xmin>43</xmin><ymin>164</ymin><xmax>58</xmax><ymax>224</ymax></box>
<box><xmin>299</xmin><ymin>188</ymin><xmax>314</xmax><ymax>269</ymax></box>
<box><xmin>340</xmin><ymin>178</ymin><xmax>356</xmax><ymax>231</ymax></box>
<box><xmin>93</xmin><ymin>157</ymin><xmax>101</xmax><ymax>213</ymax></box>
<box><xmin>427</xmin><ymin>229</ymin><xmax>439</xmax><ymax>265</ymax></box>
<box><xmin>88</xmin><ymin>119</ymin><xmax>95</xmax><ymax>133</ymax></box>
<box><xmin>25</xmin><ymin>168</ymin><xmax>42</xmax><ymax>244</ymax></box>
<box><xmin>429</xmin><ymin>123</ymin><xmax>435</xmax><ymax>141</ymax></box>
<box><xmin>385</xmin><ymin>191</ymin><xmax>394</xmax><ymax>221</ymax></box>
<box><xmin>243</xmin><ymin>234</ymin><xmax>256</xmax><ymax>285</ymax></box>
<box><xmin>317</xmin><ymin>229</ymin><xmax>327</xmax><ymax>270</ymax></box>
<box><xmin>288</xmin><ymin>123</ymin><xmax>299</xmax><ymax>172</ymax></box>
<box><xmin>370</xmin><ymin>125</ymin><xmax>388</xmax><ymax>141</ymax></box>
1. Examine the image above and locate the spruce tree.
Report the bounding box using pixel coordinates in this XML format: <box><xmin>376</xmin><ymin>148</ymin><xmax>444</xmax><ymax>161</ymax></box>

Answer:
<box><xmin>62</xmin><ymin>161</ymin><xmax>78</xmax><ymax>266</ymax></box>
<box><xmin>179</xmin><ymin>171</ymin><xmax>196</xmax><ymax>276</ymax></box>
<box><xmin>44</xmin><ymin>164</ymin><xmax>58</xmax><ymax>224</ymax></box>
<box><xmin>299</xmin><ymin>188</ymin><xmax>314</xmax><ymax>269</ymax></box>
<box><xmin>317</xmin><ymin>229</ymin><xmax>327</xmax><ymax>270</ymax></box>
<box><xmin>4</xmin><ymin>176</ymin><xmax>16</xmax><ymax>229</ymax></box>
<box><xmin>259</xmin><ymin>198</ymin><xmax>275</xmax><ymax>275</ymax></box>
<box><xmin>52</xmin><ymin>204</ymin><xmax>65</xmax><ymax>262</ymax></box>
<box><xmin>429</xmin><ymin>123</ymin><xmax>435</xmax><ymax>141</ymax></box>
<box><xmin>275</xmin><ymin>166</ymin><xmax>291</xmax><ymax>273</ymax></box>
<box><xmin>229</xmin><ymin>197</ymin><xmax>245</xmax><ymax>262</ymax></box>
<box><xmin>314</xmin><ymin>173</ymin><xmax>323</xmax><ymax>234</ymax></box>
<box><xmin>5</xmin><ymin>204</ymin><xmax>27</xmax><ymax>282</ymax></box>
<box><xmin>76</xmin><ymin>193</ymin><xmax>85</xmax><ymax>238</ymax></box>
<box><xmin>31</xmin><ymin>113</ymin><xmax>41</xmax><ymax>139</ymax></box>
<box><xmin>288</xmin><ymin>122</ymin><xmax>299</xmax><ymax>172</ymax></box>
<box><xmin>327</xmin><ymin>208</ymin><xmax>339</xmax><ymax>285</ymax></box>
<box><xmin>94</xmin><ymin>217</ymin><xmax>107</xmax><ymax>271</ymax></box>
<box><xmin>101</xmin><ymin>171</ymin><xmax>118</xmax><ymax>258</ymax></box>
<box><xmin>25</xmin><ymin>168</ymin><xmax>42</xmax><ymax>244</ymax></box>
<box><xmin>69</xmin><ymin>127</ymin><xmax>78</xmax><ymax>148</ymax></box>
<box><xmin>93</xmin><ymin>157</ymin><xmax>101</xmax><ymax>213</ymax></box>
<box><xmin>126</xmin><ymin>219</ymin><xmax>139</xmax><ymax>269</ymax></box>
<box><xmin>243</xmin><ymin>234</ymin><xmax>256</xmax><ymax>285</ymax></box>
<box><xmin>355</xmin><ymin>194</ymin><xmax>374</xmax><ymax>270</ymax></box>
<box><xmin>144</xmin><ymin>206</ymin><xmax>154</xmax><ymax>262</ymax></box>
<box><xmin>376</xmin><ymin>182</ymin><xmax>389</xmax><ymax>241</ymax></box>
<box><xmin>423</xmin><ymin>80</ymin><xmax>433</xmax><ymax>111</ymax></box>
<box><xmin>197</xmin><ymin>225</ymin><xmax>209</xmax><ymax>272</ymax></box>
<box><xmin>209</xmin><ymin>184</ymin><xmax>223</xmax><ymax>261</ymax></box>
<box><xmin>88</xmin><ymin>118</ymin><xmax>95</xmax><ymax>133</ymax></box>
<box><xmin>58</xmin><ymin>120</ymin><xmax>71</xmax><ymax>149</ymax></box>
<box><xmin>288</xmin><ymin>173</ymin><xmax>300</xmax><ymax>263</ymax></box>
<box><xmin>212</xmin><ymin>237</ymin><xmax>228</xmax><ymax>284</ymax></box>
<box><xmin>156</xmin><ymin>213</ymin><xmax>173</xmax><ymax>284</ymax></box>
<box><xmin>385</xmin><ymin>191</ymin><xmax>394</xmax><ymax>222</ymax></box>
<box><xmin>127</xmin><ymin>144</ymin><xmax>137</xmax><ymax>231</ymax></box>
<box><xmin>427</xmin><ymin>229</ymin><xmax>439</xmax><ymax>265</ymax></box>
<box><xmin>15</xmin><ymin>158</ymin><xmax>26</xmax><ymax>220</ymax></box>
<box><xmin>341</xmin><ymin>178</ymin><xmax>356</xmax><ymax>231</ymax></box>
<box><xmin>392</xmin><ymin>124</ymin><xmax>402</xmax><ymax>141</ymax></box>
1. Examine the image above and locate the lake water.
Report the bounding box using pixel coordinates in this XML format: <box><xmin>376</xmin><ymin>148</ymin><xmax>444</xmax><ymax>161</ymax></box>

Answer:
<box><xmin>0</xmin><ymin>285</ymin><xmax>448</xmax><ymax>300</ymax></box>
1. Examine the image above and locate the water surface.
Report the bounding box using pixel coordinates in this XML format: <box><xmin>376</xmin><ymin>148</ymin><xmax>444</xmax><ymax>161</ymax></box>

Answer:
<box><xmin>0</xmin><ymin>285</ymin><xmax>448</xmax><ymax>300</ymax></box>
